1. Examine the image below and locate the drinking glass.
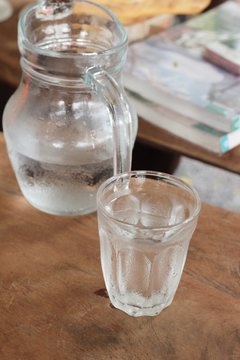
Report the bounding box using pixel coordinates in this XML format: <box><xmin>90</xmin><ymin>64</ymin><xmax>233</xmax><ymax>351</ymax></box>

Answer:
<box><xmin>97</xmin><ymin>171</ymin><xmax>201</xmax><ymax>317</ymax></box>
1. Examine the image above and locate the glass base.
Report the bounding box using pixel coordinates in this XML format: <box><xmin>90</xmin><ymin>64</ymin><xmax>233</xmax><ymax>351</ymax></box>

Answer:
<box><xmin>109</xmin><ymin>294</ymin><xmax>174</xmax><ymax>317</ymax></box>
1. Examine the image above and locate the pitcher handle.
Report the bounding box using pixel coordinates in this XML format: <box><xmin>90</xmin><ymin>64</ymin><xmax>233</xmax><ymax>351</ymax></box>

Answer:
<box><xmin>85</xmin><ymin>66</ymin><xmax>132</xmax><ymax>175</ymax></box>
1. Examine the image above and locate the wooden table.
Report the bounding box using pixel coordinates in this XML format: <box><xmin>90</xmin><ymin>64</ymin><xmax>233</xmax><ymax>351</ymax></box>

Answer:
<box><xmin>1</xmin><ymin>0</ymin><xmax>240</xmax><ymax>174</ymax></box>
<box><xmin>0</xmin><ymin>134</ymin><xmax>240</xmax><ymax>359</ymax></box>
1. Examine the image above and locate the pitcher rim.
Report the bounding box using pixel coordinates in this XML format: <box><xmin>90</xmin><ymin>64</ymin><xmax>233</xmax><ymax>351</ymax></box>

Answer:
<box><xmin>19</xmin><ymin>0</ymin><xmax>128</xmax><ymax>59</ymax></box>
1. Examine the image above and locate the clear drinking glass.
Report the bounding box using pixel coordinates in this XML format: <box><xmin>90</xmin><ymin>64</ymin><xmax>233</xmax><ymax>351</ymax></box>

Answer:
<box><xmin>97</xmin><ymin>171</ymin><xmax>201</xmax><ymax>317</ymax></box>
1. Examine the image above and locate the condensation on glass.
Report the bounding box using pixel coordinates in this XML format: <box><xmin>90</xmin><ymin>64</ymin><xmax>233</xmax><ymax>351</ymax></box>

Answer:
<box><xmin>3</xmin><ymin>0</ymin><xmax>137</xmax><ymax>216</ymax></box>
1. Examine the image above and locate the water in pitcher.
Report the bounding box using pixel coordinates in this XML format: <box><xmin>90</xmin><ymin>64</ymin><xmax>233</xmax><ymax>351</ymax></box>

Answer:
<box><xmin>4</xmin><ymin>92</ymin><xmax>115</xmax><ymax>215</ymax></box>
<box><xmin>10</xmin><ymin>150</ymin><xmax>113</xmax><ymax>216</ymax></box>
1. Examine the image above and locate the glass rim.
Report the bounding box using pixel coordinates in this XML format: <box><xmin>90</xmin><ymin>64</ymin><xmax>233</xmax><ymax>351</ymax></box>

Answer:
<box><xmin>19</xmin><ymin>0</ymin><xmax>128</xmax><ymax>59</ymax></box>
<box><xmin>97</xmin><ymin>170</ymin><xmax>202</xmax><ymax>231</ymax></box>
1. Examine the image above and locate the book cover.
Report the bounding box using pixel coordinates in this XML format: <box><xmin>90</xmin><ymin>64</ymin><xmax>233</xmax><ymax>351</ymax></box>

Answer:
<box><xmin>124</xmin><ymin>1</ymin><xmax>240</xmax><ymax>133</ymax></box>
<box><xmin>127</xmin><ymin>90</ymin><xmax>240</xmax><ymax>154</ymax></box>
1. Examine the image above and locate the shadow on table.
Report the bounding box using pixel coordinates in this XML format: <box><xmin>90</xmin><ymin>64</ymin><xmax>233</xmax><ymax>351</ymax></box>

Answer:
<box><xmin>132</xmin><ymin>140</ymin><xmax>180</xmax><ymax>174</ymax></box>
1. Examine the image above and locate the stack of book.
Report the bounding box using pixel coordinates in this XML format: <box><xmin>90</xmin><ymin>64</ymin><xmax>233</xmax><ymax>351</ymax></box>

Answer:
<box><xmin>124</xmin><ymin>1</ymin><xmax>240</xmax><ymax>153</ymax></box>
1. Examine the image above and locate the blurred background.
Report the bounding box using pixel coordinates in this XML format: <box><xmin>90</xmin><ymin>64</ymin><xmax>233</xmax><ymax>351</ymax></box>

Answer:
<box><xmin>1</xmin><ymin>0</ymin><xmax>239</xmax><ymax>213</ymax></box>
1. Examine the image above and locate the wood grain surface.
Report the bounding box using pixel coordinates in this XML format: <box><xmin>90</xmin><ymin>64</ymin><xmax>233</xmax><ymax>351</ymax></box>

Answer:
<box><xmin>0</xmin><ymin>133</ymin><xmax>239</xmax><ymax>360</ymax></box>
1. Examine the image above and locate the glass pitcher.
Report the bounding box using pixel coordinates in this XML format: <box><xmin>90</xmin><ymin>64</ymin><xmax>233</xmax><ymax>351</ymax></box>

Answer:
<box><xmin>3</xmin><ymin>0</ymin><xmax>137</xmax><ymax>216</ymax></box>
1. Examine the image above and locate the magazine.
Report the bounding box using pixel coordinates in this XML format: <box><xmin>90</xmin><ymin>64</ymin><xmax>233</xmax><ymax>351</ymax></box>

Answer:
<box><xmin>124</xmin><ymin>1</ymin><xmax>240</xmax><ymax>134</ymax></box>
<box><xmin>128</xmin><ymin>91</ymin><xmax>240</xmax><ymax>154</ymax></box>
